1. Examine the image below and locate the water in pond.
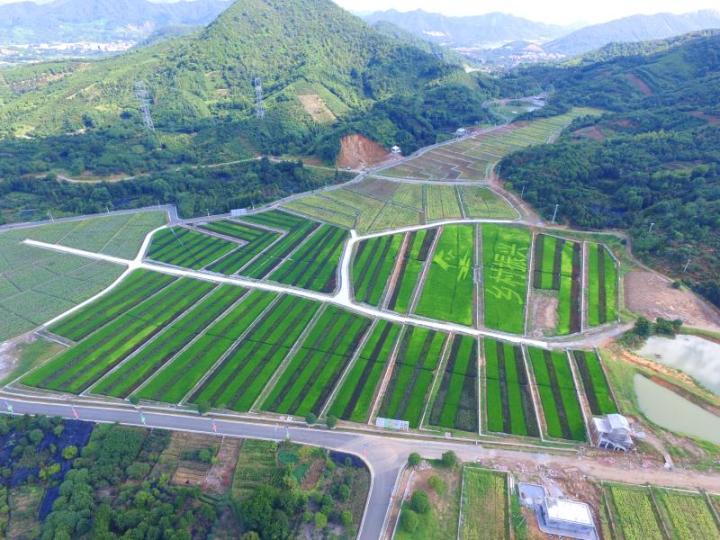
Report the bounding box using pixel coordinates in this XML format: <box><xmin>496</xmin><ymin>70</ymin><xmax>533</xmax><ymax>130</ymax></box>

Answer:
<box><xmin>634</xmin><ymin>374</ymin><xmax>720</xmax><ymax>445</ymax></box>
<box><xmin>638</xmin><ymin>335</ymin><xmax>720</xmax><ymax>395</ymax></box>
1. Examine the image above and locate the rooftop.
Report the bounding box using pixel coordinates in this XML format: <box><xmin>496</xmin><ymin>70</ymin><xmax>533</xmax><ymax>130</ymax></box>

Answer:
<box><xmin>545</xmin><ymin>497</ymin><xmax>595</xmax><ymax>526</ymax></box>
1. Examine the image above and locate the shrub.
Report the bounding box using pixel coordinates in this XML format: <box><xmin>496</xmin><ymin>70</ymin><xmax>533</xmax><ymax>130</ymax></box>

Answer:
<box><xmin>401</xmin><ymin>509</ymin><xmax>419</xmax><ymax>532</ymax></box>
<box><xmin>326</xmin><ymin>416</ymin><xmax>338</xmax><ymax>429</ymax></box>
<box><xmin>305</xmin><ymin>413</ymin><xmax>317</xmax><ymax>425</ymax></box>
<box><xmin>314</xmin><ymin>512</ymin><xmax>328</xmax><ymax>529</ymax></box>
<box><xmin>428</xmin><ymin>475</ymin><xmax>446</xmax><ymax>495</ymax></box>
<box><xmin>411</xmin><ymin>490</ymin><xmax>430</xmax><ymax>514</ymax></box>
<box><xmin>441</xmin><ymin>451</ymin><xmax>458</xmax><ymax>468</ymax></box>
<box><xmin>62</xmin><ymin>446</ymin><xmax>78</xmax><ymax>460</ymax></box>
<box><xmin>408</xmin><ymin>452</ymin><xmax>421</xmax><ymax>468</ymax></box>
<box><xmin>341</xmin><ymin>510</ymin><xmax>353</xmax><ymax>527</ymax></box>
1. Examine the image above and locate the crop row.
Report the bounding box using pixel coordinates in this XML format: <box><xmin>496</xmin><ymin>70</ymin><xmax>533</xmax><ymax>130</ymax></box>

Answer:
<box><xmin>207</xmin><ymin>227</ymin><xmax>281</xmax><ymax>275</ymax></box>
<box><xmin>49</xmin><ymin>270</ymin><xmax>176</xmax><ymax>341</ymax></box>
<box><xmin>416</xmin><ymin>225</ymin><xmax>476</xmax><ymax>326</ymax></box>
<box><xmin>242</xmin><ymin>209</ymin><xmax>308</xmax><ymax>230</ymax></box>
<box><xmin>22</xmin><ymin>278</ymin><xmax>215</xmax><ymax>394</ymax></box>
<box><xmin>190</xmin><ymin>295</ymin><xmax>321</xmax><ymax>412</ymax></box>
<box><xmin>378</xmin><ymin>326</ymin><xmax>447</xmax><ymax>428</ymax></box>
<box><xmin>262</xmin><ymin>306</ymin><xmax>371</xmax><ymax>416</ymax></box>
<box><xmin>387</xmin><ymin>229</ymin><xmax>434</xmax><ymax>314</ymax></box>
<box><xmin>147</xmin><ymin>227</ymin><xmax>236</xmax><ymax>269</ymax></box>
<box><xmin>606</xmin><ymin>485</ymin><xmax>666</xmax><ymax>540</ymax></box>
<box><xmin>587</xmin><ymin>243</ymin><xmax>618</xmax><ymax>326</ymax></box>
<box><xmin>572</xmin><ymin>350</ymin><xmax>617</xmax><ymax>415</ymax></box>
<box><xmin>654</xmin><ymin>488</ymin><xmax>720</xmax><ymax>539</ymax></box>
<box><xmin>484</xmin><ymin>339</ymin><xmax>538</xmax><ymax>437</ymax></box>
<box><xmin>429</xmin><ymin>335</ymin><xmax>478</xmax><ymax>433</ymax></box>
<box><xmin>328</xmin><ymin>320</ymin><xmax>403</xmax><ymax>423</ymax></box>
<box><xmin>352</xmin><ymin>234</ymin><xmax>403</xmax><ymax>305</ymax></box>
<box><xmin>528</xmin><ymin>348</ymin><xmax>586</xmax><ymax>441</ymax></box>
<box><xmin>198</xmin><ymin>220</ymin><xmax>266</xmax><ymax>241</ymax></box>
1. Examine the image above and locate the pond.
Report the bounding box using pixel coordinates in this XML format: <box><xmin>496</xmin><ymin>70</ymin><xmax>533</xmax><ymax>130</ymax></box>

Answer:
<box><xmin>638</xmin><ymin>335</ymin><xmax>720</xmax><ymax>395</ymax></box>
<box><xmin>634</xmin><ymin>374</ymin><xmax>720</xmax><ymax>445</ymax></box>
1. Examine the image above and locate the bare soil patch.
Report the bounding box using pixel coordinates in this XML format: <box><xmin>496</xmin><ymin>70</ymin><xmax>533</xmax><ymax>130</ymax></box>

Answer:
<box><xmin>528</xmin><ymin>292</ymin><xmax>558</xmax><ymax>338</ymax></box>
<box><xmin>624</xmin><ymin>271</ymin><xmax>720</xmax><ymax>331</ymax></box>
<box><xmin>297</xmin><ymin>93</ymin><xmax>336</xmax><ymax>124</ymax></box>
<box><xmin>688</xmin><ymin>111</ymin><xmax>720</xmax><ymax>126</ymax></box>
<box><xmin>336</xmin><ymin>134</ymin><xmax>390</xmax><ymax>169</ymax></box>
<box><xmin>571</xmin><ymin>125</ymin><xmax>607</xmax><ymax>142</ymax></box>
<box><xmin>624</xmin><ymin>72</ymin><xmax>653</xmax><ymax>96</ymax></box>
<box><xmin>348</xmin><ymin>177</ymin><xmax>399</xmax><ymax>199</ymax></box>
<box><xmin>203</xmin><ymin>437</ymin><xmax>241</xmax><ymax>493</ymax></box>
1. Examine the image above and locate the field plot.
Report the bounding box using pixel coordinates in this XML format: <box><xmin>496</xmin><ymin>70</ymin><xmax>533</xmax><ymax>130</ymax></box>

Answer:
<box><xmin>387</xmin><ymin>229</ymin><xmax>435</xmax><ymax>313</ymax></box>
<box><xmin>416</xmin><ymin>225</ymin><xmax>475</xmax><ymax>326</ymax></box>
<box><xmin>269</xmin><ymin>224</ymin><xmax>348</xmax><ymax>292</ymax></box>
<box><xmin>352</xmin><ymin>233</ymin><xmax>403</xmax><ymax>305</ymax></box>
<box><xmin>262</xmin><ymin>306</ymin><xmax>371</xmax><ymax>417</ymax></box>
<box><xmin>189</xmin><ymin>295</ymin><xmax>321</xmax><ymax>412</ymax></box>
<box><xmin>22</xmin><ymin>278</ymin><xmax>215</xmax><ymax>394</ymax></box>
<box><xmin>328</xmin><ymin>320</ymin><xmax>402</xmax><ymax>423</ymax></box>
<box><xmin>587</xmin><ymin>243</ymin><xmax>619</xmax><ymax>326</ymax></box>
<box><xmin>429</xmin><ymin>335</ymin><xmax>478</xmax><ymax>432</ymax></box>
<box><xmin>378</xmin><ymin>326</ymin><xmax>447</xmax><ymax>428</ymax></box>
<box><xmin>605</xmin><ymin>485</ymin><xmax>666</xmax><ymax>540</ymax></box>
<box><xmin>232</xmin><ymin>439</ymin><xmax>280</xmax><ymax>499</ymax></box>
<box><xmin>572</xmin><ymin>350</ymin><xmax>618</xmax><ymax>415</ymax></box>
<box><xmin>93</xmin><ymin>285</ymin><xmax>248</xmax><ymax>398</ymax></box>
<box><xmin>49</xmin><ymin>270</ymin><xmax>176</xmax><ymax>341</ymax></box>
<box><xmin>200</xmin><ymin>221</ymin><xmax>281</xmax><ymax>275</ymax></box>
<box><xmin>482</xmin><ymin>225</ymin><xmax>531</xmax><ymax>334</ymax></box>
<box><xmin>425</xmin><ymin>185</ymin><xmax>463</xmax><ymax>221</ymax></box>
<box><xmin>654</xmin><ymin>488</ymin><xmax>720</xmax><ymax>539</ymax></box>
<box><xmin>147</xmin><ymin>227</ymin><xmax>236</xmax><ymax>269</ymax></box>
<box><xmin>136</xmin><ymin>290</ymin><xmax>278</xmax><ymax>404</ymax></box>
<box><xmin>459</xmin><ymin>468</ymin><xmax>508</xmax><ymax>540</ymax></box>
<box><xmin>484</xmin><ymin>339</ymin><xmax>539</xmax><ymax>437</ymax></box>
<box><xmin>527</xmin><ymin>348</ymin><xmax>586</xmax><ymax>441</ymax></box>
<box><xmin>459</xmin><ymin>187</ymin><xmax>518</xmax><ymax>219</ymax></box>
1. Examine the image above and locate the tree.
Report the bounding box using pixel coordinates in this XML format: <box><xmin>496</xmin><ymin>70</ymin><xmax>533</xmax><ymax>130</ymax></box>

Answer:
<box><xmin>314</xmin><ymin>512</ymin><xmax>328</xmax><ymax>530</ymax></box>
<box><xmin>305</xmin><ymin>413</ymin><xmax>317</xmax><ymax>425</ymax></box>
<box><xmin>196</xmin><ymin>400</ymin><xmax>211</xmax><ymax>415</ymax></box>
<box><xmin>326</xmin><ymin>415</ymin><xmax>338</xmax><ymax>429</ymax></box>
<box><xmin>411</xmin><ymin>490</ymin><xmax>430</xmax><ymax>514</ymax></box>
<box><xmin>29</xmin><ymin>428</ymin><xmax>44</xmax><ymax>445</ymax></box>
<box><xmin>400</xmin><ymin>509</ymin><xmax>419</xmax><ymax>532</ymax></box>
<box><xmin>341</xmin><ymin>510</ymin><xmax>353</xmax><ymax>527</ymax></box>
<box><xmin>441</xmin><ymin>451</ymin><xmax>458</xmax><ymax>468</ymax></box>
<box><xmin>633</xmin><ymin>316</ymin><xmax>651</xmax><ymax>337</ymax></box>
<box><xmin>128</xmin><ymin>395</ymin><xmax>140</xmax><ymax>406</ymax></box>
<box><xmin>408</xmin><ymin>452</ymin><xmax>422</xmax><ymax>468</ymax></box>
<box><xmin>62</xmin><ymin>446</ymin><xmax>78</xmax><ymax>460</ymax></box>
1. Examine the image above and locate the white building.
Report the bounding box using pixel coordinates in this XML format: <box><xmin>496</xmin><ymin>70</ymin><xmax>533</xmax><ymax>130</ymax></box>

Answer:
<box><xmin>593</xmin><ymin>413</ymin><xmax>633</xmax><ymax>451</ymax></box>
<box><xmin>519</xmin><ymin>483</ymin><xmax>598</xmax><ymax>540</ymax></box>
<box><xmin>454</xmin><ymin>127</ymin><xmax>467</xmax><ymax>137</ymax></box>
<box><xmin>390</xmin><ymin>145</ymin><xmax>401</xmax><ymax>155</ymax></box>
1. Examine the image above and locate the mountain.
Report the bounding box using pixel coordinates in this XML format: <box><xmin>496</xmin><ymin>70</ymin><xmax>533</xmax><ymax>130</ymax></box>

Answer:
<box><xmin>363</xmin><ymin>9</ymin><xmax>566</xmax><ymax>49</ymax></box>
<box><xmin>544</xmin><ymin>10</ymin><xmax>720</xmax><ymax>57</ymax></box>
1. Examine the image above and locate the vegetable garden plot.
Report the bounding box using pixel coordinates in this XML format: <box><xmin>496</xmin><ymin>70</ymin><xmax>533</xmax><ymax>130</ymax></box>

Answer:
<box><xmin>571</xmin><ymin>350</ymin><xmax>617</xmax><ymax>415</ymax></box>
<box><xmin>189</xmin><ymin>295</ymin><xmax>322</xmax><ymax>412</ymax></box>
<box><xmin>328</xmin><ymin>320</ymin><xmax>403</xmax><ymax>423</ymax></box>
<box><xmin>425</xmin><ymin>185</ymin><xmax>463</xmax><ymax>221</ymax></box>
<box><xmin>22</xmin><ymin>278</ymin><xmax>215</xmax><ymax>394</ymax></box>
<box><xmin>49</xmin><ymin>270</ymin><xmax>176</xmax><ymax>341</ymax></box>
<box><xmin>459</xmin><ymin>468</ymin><xmax>509</xmax><ymax>540</ymax></box>
<box><xmin>527</xmin><ymin>348</ymin><xmax>586</xmax><ymax>441</ymax></box>
<box><xmin>482</xmin><ymin>225</ymin><xmax>531</xmax><ymax>334</ymax></box>
<box><xmin>459</xmin><ymin>187</ymin><xmax>517</xmax><ymax>219</ymax></box>
<box><xmin>352</xmin><ymin>234</ymin><xmax>403</xmax><ymax>306</ymax></box>
<box><xmin>262</xmin><ymin>306</ymin><xmax>372</xmax><ymax>416</ymax></box>
<box><xmin>387</xmin><ymin>229</ymin><xmax>434</xmax><ymax>314</ymax></box>
<box><xmin>416</xmin><ymin>225</ymin><xmax>475</xmax><ymax>326</ymax></box>
<box><xmin>136</xmin><ymin>290</ymin><xmax>278</xmax><ymax>404</ymax></box>
<box><xmin>532</xmin><ymin>234</ymin><xmax>582</xmax><ymax>334</ymax></box>
<box><xmin>269</xmin><ymin>224</ymin><xmax>348</xmax><ymax>292</ymax></box>
<box><xmin>147</xmin><ymin>227</ymin><xmax>236</xmax><ymax>270</ymax></box>
<box><xmin>605</xmin><ymin>485</ymin><xmax>666</xmax><ymax>540</ymax></box>
<box><xmin>240</xmin><ymin>219</ymin><xmax>319</xmax><ymax>279</ymax></box>
<box><xmin>587</xmin><ymin>244</ymin><xmax>619</xmax><ymax>326</ymax></box>
<box><xmin>378</xmin><ymin>326</ymin><xmax>448</xmax><ymax>428</ymax></box>
<box><xmin>93</xmin><ymin>285</ymin><xmax>248</xmax><ymax>398</ymax></box>
<box><xmin>484</xmin><ymin>339</ymin><xmax>539</xmax><ymax>437</ymax></box>
<box><xmin>429</xmin><ymin>335</ymin><xmax>479</xmax><ymax>432</ymax></box>
<box><xmin>654</xmin><ymin>489</ymin><xmax>720</xmax><ymax>539</ymax></box>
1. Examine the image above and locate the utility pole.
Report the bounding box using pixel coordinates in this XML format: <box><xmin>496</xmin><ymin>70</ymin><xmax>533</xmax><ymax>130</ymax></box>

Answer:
<box><xmin>682</xmin><ymin>258</ymin><xmax>692</xmax><ymax>273</ymax></box>
<box><xmin>48</xmin><ymin>211</ymin><xmax>54</xmax><ymax>223</ymax></box>
<box><xmin>551</xmin><ymin>204</ymin><xmax>560</xmax><ymax>224</ymax></box>
<box><xmin>520</xmin><ymin>185</ymin><xmax>526</xmax><ymax>199</ymax></box>
<box><xmin>648</xmin><ymin>222</ymin><xmax>655</xmax><ymax>233</ymax></box>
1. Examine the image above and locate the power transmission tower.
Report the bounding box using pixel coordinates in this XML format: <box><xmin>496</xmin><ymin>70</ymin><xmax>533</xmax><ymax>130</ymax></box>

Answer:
<box><xmin>133</xmin><ymin>81</ymin><xmax>155</xmax><ymax>132</ymax></box>
<box><xmin>253</xmin><ymin>77</ymin><xmax>265</xmax><ymax>120</ymax></box>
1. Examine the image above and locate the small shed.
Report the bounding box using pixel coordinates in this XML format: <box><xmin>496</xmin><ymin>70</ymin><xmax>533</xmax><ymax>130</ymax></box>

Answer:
<box><xmin>390</xmin><ymin>145</ymin><xmax>401</xmax><ymax>155</ymax></box>
<box><xmin>593</xmin><ymin>413</ymin><xmax>633</xmax><ymax>451</ymax></box>
<box><xmin>455</xmin><ymin>127</ymin><xmax>467</xmax><ymax>137</ymax></box>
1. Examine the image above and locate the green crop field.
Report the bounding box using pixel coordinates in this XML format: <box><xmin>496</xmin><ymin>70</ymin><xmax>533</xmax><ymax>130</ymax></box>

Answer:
<box><xmin>587</xmin><ymin>243</ymin><xmax>619</xmax><ymax>326</ymax></box>
<box><xmin>136</xmin><ymin>290</ymin><xmax>278</xmax><ymax>404</ymax></box>
<box><xmin>352</xmin><ymin>233</ymin><xmax>403</xmax><ymax>305</ymax></box>
<box><xmin>198</xmin><ymin>220</ymin><xmax>267</xmax><ymax>241</ymax></box>
<box><xmin>429</xmin><ymin>335</ymin><xmax>478</xmax><ymax>432</ymax></box>
<box><xmin>49</xmin><ymin>270</ymin><xmax>176</xmax><ymax>341</ymax></box>
<box><xmin>654</xmin><ymin>489</ymin><xmax>720</xmax><ymax>539</ymax></box>
<box><xmin>416</xmin><ymin>225</ymin><xmax>475</xmax><ymax>326</ymax></box>
<box><xmin>200</xmin><ymin>220</ymin><xmax>281</xmax><ymax>275</ymax></box>
<box><xmin>22</xmin><ymin>278</ymin><xmax>215</xmax><ymax>394</ymax></box>
<box><xmin>425</xmin><ymin>185</ymin><xmax>463</xmax><ymax>221</ymax></box>
<box><xmin>262</xmin><ymin>306</ymin><xmax>371</xmax><ymax>416</ymax></box>
<box><xmin>387</xmin><ymin>229</ymin><xmax>434</xmax><ymax>314</ymax></box>
<box><xmin>484</xmin><ymin>339</ymin><xmax>539</xmax><ymax>437</ymax></box>
<box><xmin>459</xmin><ymin>187</ymin><xmax>517</xmax><ymax>219</ymax></box>
<box><xmin>605</xmin><ymin>485</ymin><xmax>665</xmax><ymax>540</ymax></box>
<box><xmin>459</xmin><ymin>468</ymin><xmax>509</xmax><ymax>540</ymax></box>
<box><xmin>482</xmin><ymin>225</ymin><xmax>531</xmax><ymax>334</ymax></box>
<box><xmin>189</xmin><ymin>295</ymin><xmax>321</xmax><ymax>412</ymax></box>
<box><xmin>328</xmin><ymin>320</ymin><xmax>402</xmax><ymax>423</ymax></box>
<box><xmin>93</xmin><ymin>285</ymin><xmax>248</xmax><ymax>398</ymax></box>
<box><xmin>147</xmin><ymin>227</ymin><xmax>236</xmax><ymax>269</ymax></box>
<box><xmin>572</xmin><ymin>350</ymin><xmax>618</xmax><ymax>415</ymax></box>
<box><xmin>527</xmin><ymin>348</ymin><xmax>586</xmax><ymax>441</ymax></box>
<box><xmin>378</xmin><ymin>326</ymin><xmax>447</xmax><ymax>428</ymax></box>
<box><xmin>269</xmin><ymin>224</ymin><xmax>348</xmax><ymax>292</ymax></box>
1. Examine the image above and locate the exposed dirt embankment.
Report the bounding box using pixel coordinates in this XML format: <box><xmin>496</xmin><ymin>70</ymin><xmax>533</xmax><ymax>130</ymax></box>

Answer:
<box><xmin>336</xmin><ymin>134</ymin><xmax>390</xmax><ymax>170</ymax></box>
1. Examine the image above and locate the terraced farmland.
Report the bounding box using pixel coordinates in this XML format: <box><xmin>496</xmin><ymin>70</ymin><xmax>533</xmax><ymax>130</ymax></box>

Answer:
<box><xmin>416</xmin><ymin>225</ymin><xmax>475</xmax><ymax>326</ymax></box>
<box><xmin>429</xmin><ymin>335</ymin><xmax>479</xmax><ymax>432</ymax></box>
<box><xmin>482</xmin><ymin>225</ymin><xmax>531</xmax><ymax>334</ymax></box>
<box><xmin>484</xmin><ymin>339</ymin><xmax>539</xmax><ymax>437</ymax></box>
<box><xmin>572</xmin><ymin>350</ymin><xmax>618</xmax><ymax>415</ymax></box>
<box><xmin>378</xmin><ymin>326</ymin><xmax>448</xmax><ymax>428</ymax></box>
<box><xmin>262</xmin><ymin>305</ymin><xmax>371</xmax><ymax>416</ymax></box>
<box><xmin>459</xmin><ymin>468</ymin><xmax>509</xmax><ymax>540</ymax></box>
<box><xmin>527</xmin><ymin>348</ymin><xmax>586</xmax><ymax>441</ymax></box>
<box><xmin>147</xmin><ymin>227</ymin><xmax>236</xmax><ymax>269</ymax></box>
<box><xmin>328</xmin><ymin>320</ymin><xmax>402</xmax><ymax>423</ymax></box>
<box><xmin>352</xmin><ymin>233</ymin><xmax>403</xmax><ymax>305</ymax></box>
<box><xmin>587</xmin><ymin>243</ymin><xmax>619</xmax><ymax>326</ymax></box>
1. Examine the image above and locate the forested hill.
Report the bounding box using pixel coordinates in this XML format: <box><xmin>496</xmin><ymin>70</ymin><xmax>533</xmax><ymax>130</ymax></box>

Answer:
<box><xmin>498</xmin><ymin>32</ymin><xmax>720</xmax><ymax>308</ymax></box>
<box><xmin>0</xmin><ymin>0</ymin><xmax>494</xmax><ymax>177</ymax></box>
